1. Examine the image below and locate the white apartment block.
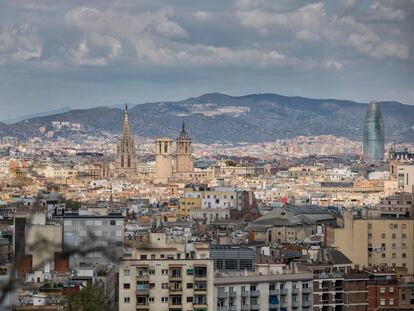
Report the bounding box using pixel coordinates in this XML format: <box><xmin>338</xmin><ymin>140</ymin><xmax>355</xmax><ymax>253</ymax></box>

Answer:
<box><xmin>215</xmin><ymin>273</ymin><xmax>313</xmax><ymax>311</ymax></box>
<box><xmin>119</xmin><ymin>233</ymin><xmax>214</xmax><ymax>311</ymax></box>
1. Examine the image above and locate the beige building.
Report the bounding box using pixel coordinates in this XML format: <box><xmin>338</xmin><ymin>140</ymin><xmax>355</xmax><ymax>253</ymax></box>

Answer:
<box><xmin>155</xmin><ymin>138</ymin><xmax>173</xmax><ymax>184</ymax></box>
<box><xmin>397</xmin><ymin>164</ymin><xmax>414</xmax><ymax>193</ymax></box>
<box><xmin>327</xmin><ymin>210</ymin><xmax>414</xmax><ymax>274</ymax></box>
<box><xmin>119</xmin><ymin>233</ymin><xmax>214</xmax><ymax>311</ymax></box>
<box><xmin>176</xmin><ymin>122</ymin><xmax>193</xmax><ymax>174</ymax></box>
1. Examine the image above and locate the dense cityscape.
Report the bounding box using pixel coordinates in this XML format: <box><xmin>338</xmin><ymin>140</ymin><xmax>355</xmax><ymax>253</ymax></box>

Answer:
<box><xmin>0</xmin><ymin>98</ymin><xmax>413</xmax><ymax>311</ymax></box>
<box><xmin>1</xmin><ymin>1</ymin><xmax>413</xmax><ymax>310</ymax></box>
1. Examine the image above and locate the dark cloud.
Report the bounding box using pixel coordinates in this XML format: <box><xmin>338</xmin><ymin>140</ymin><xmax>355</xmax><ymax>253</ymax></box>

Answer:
<box><xmin>0</xmin><ymin>0</ymin><xmax>413</xmax><ymax>120</ymax></box>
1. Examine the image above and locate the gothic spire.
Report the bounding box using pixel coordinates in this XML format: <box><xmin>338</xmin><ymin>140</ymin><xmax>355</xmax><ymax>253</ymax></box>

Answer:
<box><xmin>123</xmin><ymin>104</ymin><xmax>130</xmax><ymax>137</ymax></box>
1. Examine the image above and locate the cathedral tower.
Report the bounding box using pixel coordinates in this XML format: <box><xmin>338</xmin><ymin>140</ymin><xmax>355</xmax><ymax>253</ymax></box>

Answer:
<box><xmin>175</xmin><ymin>121</ymin><xmax>193</xmax><ymax>173</ymax></box>
<box><xmin>155</xmin><ymin>137</ymin><xmax>173</xmax><ymax>183</ymax></box>
<box><xmin>115</xmin><ymin>105</ymin><xmax>137</xmax><ymax>176</ymax></box>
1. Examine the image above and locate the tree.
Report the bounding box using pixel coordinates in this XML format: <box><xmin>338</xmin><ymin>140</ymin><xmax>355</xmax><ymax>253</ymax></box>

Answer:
<box><xmin>63</xmin><ymin>283</ymin><xmax>107</xmax><ymax>311</ymax></box>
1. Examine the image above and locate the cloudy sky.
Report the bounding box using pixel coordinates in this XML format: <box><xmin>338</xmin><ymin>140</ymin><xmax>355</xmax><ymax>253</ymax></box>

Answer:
<box><xmin>0</xmin><ymin>0</ymin><xmax>413</xmax><ymax>120</ymax></box>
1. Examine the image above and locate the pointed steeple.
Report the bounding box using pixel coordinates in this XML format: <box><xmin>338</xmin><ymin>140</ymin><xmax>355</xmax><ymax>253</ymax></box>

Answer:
<box><xmin>178</xmin><ymin>119</ymin><xmax>190</xmax><ymax>140</ymax></box>
<box><xmin>122</xmin><ymin>104</ymin><xmax>130</xmax><ymax>137</ymax></box>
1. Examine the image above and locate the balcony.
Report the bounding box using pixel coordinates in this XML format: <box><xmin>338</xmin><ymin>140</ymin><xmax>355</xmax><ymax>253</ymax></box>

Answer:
<box><xmin>136</xmin><ymin>287</ymin><xmax>150</xmax><ymax>296</ymax></box>
<box><xmin>229</xmin><ymin>305</ymin><xmax>237</xmax><ymax>311</ymax></box>
<box><xmin>229</xmin><ymin>291</ymin><xmax>237</xmax><ymax>298</ymax></box>
<box><xmin>169</xmin><ymin>275</ymin><xmax>182</xmax><ymax>281</ymax></box>
<box><xmin>302</xmin><ymin>300</ymin><xmax>312</xmax><ymax>307</ymax></box>
<box><xmin>169</xmin><ymin>287</ymin><xmax>183</xmax><ymax>293</ymax></box>
<box><xmin>240</xmin><ymin>304</ymin><xmax>249</xmax><ymax>311</ymax></box>
<box><xmin>269</xmin><ymin>289</ymin><xmax>279</xmax><ymax>296</ymax></box>
<box><xmin>217</xmin><ymin>307</ymin><xmax>227</xmax><ymax>311</ymax></box>
<box><xmin>292</xmin><ymin>288</ymin><xmax>299</xmax><ymax>295</ymax></box>
<box><xmin>217</xmin><ymin>291</ymin><xmax>228</xmax><ymax>299</ymax></box>
<box><xmin>135</xmin><ymin>303</ymin><xmax>149</xmax><ymax>310</ymax></box>
<box><xmin>136</xmin><ymin>274</ymin><xmax>149</xmax><ymax>281</ymax></box>
<box><xmin>280</xmin><ymin>288</ymin><xmax>289</xmax><ymax>295</ymax></box>
<box><xmin>302</xmin><ymin>287</ymin><xmax>312</xmax><ymax>294</ymax></box>
<box><xmin>291</xmin><ymin>301</ymin><xmax>299</xmax><ymax>308</ymax></box>
<box><xmin>250</xmin><ymin>304</ymin><xmax>260</xmax><ymax>310</ymax></box>
<box><xmin>241</xmin><ymin>291</ymin><xmax>249</xmax><ymax>297</ymax></box>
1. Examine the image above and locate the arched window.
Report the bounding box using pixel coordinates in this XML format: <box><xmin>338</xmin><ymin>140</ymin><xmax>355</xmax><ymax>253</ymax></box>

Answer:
<box><xmin>121</xmin><ymin>156</ymin><xmax>124</xmax><ymax>168</ymax></box>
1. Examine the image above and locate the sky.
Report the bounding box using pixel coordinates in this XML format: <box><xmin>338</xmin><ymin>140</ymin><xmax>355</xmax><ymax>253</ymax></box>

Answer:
<box><xmin>0</xmin><ymin>0</ymin><xmax>413</xmax><ymax>121</ymax></box>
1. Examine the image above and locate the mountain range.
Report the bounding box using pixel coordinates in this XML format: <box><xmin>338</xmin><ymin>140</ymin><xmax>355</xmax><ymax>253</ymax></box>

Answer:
<box><xmin>1</xmin><ymin>93</ymin><xmax>413</xmax><ymax>143</ymax></box>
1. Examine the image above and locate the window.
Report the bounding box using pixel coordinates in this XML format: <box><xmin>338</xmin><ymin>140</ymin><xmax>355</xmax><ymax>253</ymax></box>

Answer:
<box><xmin>381</xmin><ymin>233</ymin><xmax>386</xmax><ymax>239</ymax></box>
<box><xmin>380</xmin><ymin>299</ymin><xmax>385</xmax><ymax>306</ymax></box>
<box><xmin>123</xmin><ymin>269</ymin><xmax>130</xmax><ymax>276</ymax></box>
<box><xmin>149</xmin><ymin>297</ymin><xmax>155</xmax><ymax>302</ymax></box>
<box><xmin>392</xmin><ymin>233</ymin><xmax>396</xmax><ymax>239</ymax></box>
<box><xmin>187</xmin><ymin>297</ymin><xmax>193</xmax><ymax>303</ymax></box>
<box><xmin>389</xmin><ymin>287</ymin><xmax>394</xmax><ymax>293</ymax></box>
<box><xmin>149</xmin><ymin>269</ymin><xmax>155</xmax><ymax>275</ymax></box>
<box><xmin>402</xmin><ymin>253</ymin><xmax>406</xmax><ymax>258</ymax></box>
<box><xmin>382</xmin><ymin>253</ymin><xmax>386</xmax><ymax>258</ymax></box>
<box><xmin>389</xmin><ymin>298</ymin><xmax>394</xmax><ymax>305</ymax></box>
<box><xmin>140</xmin><ymin>255</ymin><xmax>147</xmax><ymax>260</ymax></box>
<box><xmin>380</xmin><ymin>288</ymin><xmax>386</xmax><ymax>293</ymax></box>
<box><xmin>162</xmin><ymin>283</ymin><xmax>168</xmax><ymax>289</ymax></box>
<box><xmin>402</xmin><ymin>224</ymin><xmax>406</xmax><ymax>229</ymax></box>
<box><xmin>392</xmin><ymin>253</ymin><xmax>396</xmax><ymax>258</ymax></box>
<box><xmin>402</xmin><ymin>234</ymin><xmax>407</xmax><ymax>239</ymax></box>
<box><xmin>161</xmin><ymin>297</ymin><xmax>168</xmax><ymax>303</ymax></box>
<box><xmin>187</xmin><ymin>283</ymin><xmax>193</xmax><ymax>289</ymax></box>
<box><xmin>123</xmin><ymin>283</ymin><xmax>130</xmax><ymax>289</ymax></box>
<box><xmin>162</xmin><ymin>269</ymin><xmax>168</xmax><ymax>275</ymax></box>
<box><xmin>124</xmin><ymin>297</ymin><xmax>130</xmax><ymax>303</ymax></box>
<box><xmin>110</xmin><ymin>220</ymin><xmax>116</xmax><ymax>226</ymax></box>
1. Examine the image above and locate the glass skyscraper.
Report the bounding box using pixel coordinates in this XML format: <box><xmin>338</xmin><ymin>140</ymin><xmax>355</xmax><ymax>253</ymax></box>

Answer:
<box><xmin>363</xmin><ymin>101</ymin><xmax>384</xmax><ymax>161</ymax></box>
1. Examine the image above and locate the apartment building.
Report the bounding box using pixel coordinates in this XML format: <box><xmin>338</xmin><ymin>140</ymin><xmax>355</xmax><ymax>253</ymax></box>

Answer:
<box><xmin>327</xmin><ymin>210</ymin><xmax>414</xmax><ymax>274</ymax></box>
<box><xmin>215</xmin><ymin>272</ymin><xmax>314</xmax><ymax>311</ymax></box>
<box><xmin>62</xmin><ymin>212</ymin><xmax>124</xmax><ymax>270</ymax></box>
<box><xmin>119</xmin><ymin>233</ymin><xmax>214</xmax><ymax>311</ymax></box>
<box><xmin>313</xmin><ymin>272</ymin><xmax>368</xmax><ymax>311</ymax></box>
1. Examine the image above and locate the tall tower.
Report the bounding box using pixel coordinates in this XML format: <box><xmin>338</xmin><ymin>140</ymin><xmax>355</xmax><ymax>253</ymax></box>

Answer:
<box><xmin>175</xmin><ymin>121</ymin><xmax>193</xmax><ymax>173</ymax></box>
<box><xmin>155</xmin><ymin>138</ymin><xmax>173</xmax><ymax>183</ymax></box>
<box><xmin>115</xmin><ymin>105</ymin><xmax>137</xmax><ymax>176</ymax></box>
<box><xmin>363</xmin><ymin>101</ymin><xmax>385</xmax><ymax>161</ymax></box>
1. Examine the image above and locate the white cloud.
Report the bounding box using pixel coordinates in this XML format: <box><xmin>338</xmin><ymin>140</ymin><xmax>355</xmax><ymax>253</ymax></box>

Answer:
<box><xmin>192</xmin><ymin>11</ymin><xmax>212</xmax><ymax>22</ymax></box>
<box><xmin>366</xmin><ymin>1</ymin><xmax>405</xmax><ymax>22</ymax></box>
<box><xmin>0</xmin><ymin>24</ymin><xmax>42</xmax><ymax>63</ymax></box>
<box><xmin>349</xmin><ymin>32</ymin><xmax>409</xmax><ymax>60</ymax></box>
<box><xmin>236</xmin><ymin>2</ymin><xmax>326</xmax><ymax>41</ymax></box>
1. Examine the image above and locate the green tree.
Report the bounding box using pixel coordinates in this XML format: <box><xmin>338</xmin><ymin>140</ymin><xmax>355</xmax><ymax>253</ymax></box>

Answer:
<box><xmin>64</xmin><ymin>283</ymin><xmax>107</xmax><ymax>311</ymax></box>
<box><xmin>64</xmin><ymin>199</ymin><xmax>81</xmax><ymax>211</ymax></box>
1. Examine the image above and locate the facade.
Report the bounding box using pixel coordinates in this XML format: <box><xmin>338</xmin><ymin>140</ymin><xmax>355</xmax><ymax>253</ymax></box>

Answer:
<box><xmin>313</xmin><ymin>273</ymin><xmax>368</xmax><ymax>311</ymax></box>
<box><xmin>366</xmin><ymin>270</ymin><xmax>399</xmax><ymax>311</ymax></box>
<box><xmin>210</xmin><ymin>245</ymin><xmax>256</xmax><ymax>272</ymax></box>
<box><xmin>215</xmin><ymin>273</ymin><xmax>314</xmax><ymax>311</ymax></box>
<box><xmin>62</xmin><ymin>213</ymin><xmax>124</xmax><ymax>271</ymax></box>
<box><xmin>397</xmin><ymin>165</ymin><xmax>414</xmax><ymax>193</ymax></box>
<box><xmin>119</xmin><ymin>233</ymin><xmax>214</xmax><ymax>311</ymax></box>
<box><xmin>176</xmin><ymin>122</ymin><xmax>193</xmax><ymax>173</ymax></box>
<box><xmin>363</xmin><ymin>101</ymin><xmax>384</xmax><ymax>162</ymax></box>
<box><xmin>115</xmin><ymin>105</ymin><xmax>137</xmax><ymax>177</ymax></box>
<box><xmin>327</xmin><ymin>210</ymin><xmax>414</xmax><ymax>274</ymax></box>
<box><xmin>155</xmin><ymin>137</ymin><xmax>173</xmax><ymax>184</ymax></box>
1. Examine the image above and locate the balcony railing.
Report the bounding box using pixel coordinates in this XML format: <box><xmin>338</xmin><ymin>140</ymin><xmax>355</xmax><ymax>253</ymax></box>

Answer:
<box><xmin>269</xmin><ymin>289</ymin><xmax>279</xmax><ymax>296</ymax></box>
<box><xmin>250</xmin><ymin>290</ymin><xmax>260</xmax><ymax>297</ymax></box>
<box><xmin>241</xmin><ymin>291</ymin><xmax>249</xmax><ymax>297</ymax></box>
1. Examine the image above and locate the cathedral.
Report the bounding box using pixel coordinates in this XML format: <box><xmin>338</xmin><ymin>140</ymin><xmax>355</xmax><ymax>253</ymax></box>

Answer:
<box><xmin>114</xmin><ymin>105</ymin><xmax>137</xmax><ymax>178</ymax></box>
<box><xmin>113</xmin><ymin>106</ymin><xmax>214</xmax><ymax>183</ymax></box>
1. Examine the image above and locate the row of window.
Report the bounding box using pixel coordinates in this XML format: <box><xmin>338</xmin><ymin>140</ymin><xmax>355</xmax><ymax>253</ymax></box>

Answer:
<box><xmin>123</xmin><ymin>296</ymin><xmax>205</xmax><ymax>304</ymax></box>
